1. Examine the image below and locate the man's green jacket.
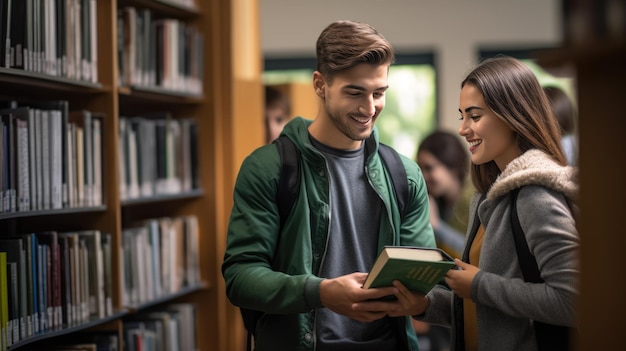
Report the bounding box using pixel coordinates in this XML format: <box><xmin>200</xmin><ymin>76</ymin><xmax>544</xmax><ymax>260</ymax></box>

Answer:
<box><xmin>222</xmin><ymin>117</ymin><xmax>435</xmax><ymax>351</ymax></box>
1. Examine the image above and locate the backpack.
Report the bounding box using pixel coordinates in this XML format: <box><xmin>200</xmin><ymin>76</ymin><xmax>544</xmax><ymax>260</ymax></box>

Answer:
<box><xmin>242</xmin><ymin>135</ymin><xmax>410</xmax><ymax>350</ymax></box>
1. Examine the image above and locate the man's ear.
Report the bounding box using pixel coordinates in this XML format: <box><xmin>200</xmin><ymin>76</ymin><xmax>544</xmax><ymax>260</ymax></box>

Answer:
<box><xmin>312</xmin><ymin>71</ymin><xmax>326</xmax><ymax>97</ymax></box>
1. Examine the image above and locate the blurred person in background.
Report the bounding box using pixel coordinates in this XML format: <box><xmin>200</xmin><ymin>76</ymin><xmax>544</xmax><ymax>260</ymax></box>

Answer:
<box><xmin>416</xmin><ymin>130</ymin><xmax>471</xmax><ymax>258</ymax></box>
<box><xmin>265</xmin><ymin>85</ymin><xmax>291</xmax><ymax>143</ymax></box>
<box><xmin>413</xmin><ymin>130</ymin><xmax>472</xmax><ymax>351</ymax></box>
<box><xmin>543</xmin><ymin>86</ymin><xmax>577</xmax><ymax>166</ymax></box>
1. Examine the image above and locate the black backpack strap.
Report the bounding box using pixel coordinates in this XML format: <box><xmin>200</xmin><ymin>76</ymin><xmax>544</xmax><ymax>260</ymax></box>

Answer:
<box><xmin>510</xmin><ymin>188</ymin><xmax>542</xmax><ymax>283</ymax></box>
<box><xmin>378</xmin><ymin>143</ymin><xmax>409</xmax><ymax>219</ymax></box>
<box><xmin>273</xmin><ymin>136</ymin><xmax>301</xmax><ymax>229</ymax></box>
<box><xmin>510</xmin><ymin>187</ymin><xmax>572</xmax><ymax>351</ymax></box>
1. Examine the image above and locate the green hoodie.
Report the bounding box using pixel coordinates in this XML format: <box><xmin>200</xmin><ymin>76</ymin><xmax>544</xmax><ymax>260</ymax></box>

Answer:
<box><xmin>222</xmin><ymin>117</ymin><xmax>435</xmax><ymax>350</ymax></box>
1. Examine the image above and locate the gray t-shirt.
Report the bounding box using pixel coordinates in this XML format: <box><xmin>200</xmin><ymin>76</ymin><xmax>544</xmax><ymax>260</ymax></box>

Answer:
<box><xmin>311</xmin><ymin>136</ymin><xmax>399</xmax><ymax>351</ymax></box>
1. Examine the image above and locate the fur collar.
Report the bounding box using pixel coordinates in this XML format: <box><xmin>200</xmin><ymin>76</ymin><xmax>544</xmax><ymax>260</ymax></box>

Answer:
<box><xmin>487</xmin><ymin>149</ymin><xmax>578</xmax><ymax>201</ymax></box>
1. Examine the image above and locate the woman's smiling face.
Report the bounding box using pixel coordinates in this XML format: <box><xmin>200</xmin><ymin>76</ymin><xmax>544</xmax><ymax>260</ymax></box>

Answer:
<box><xmin>457</xmin><ymin>83</ymin><xmax>520</xmax><ymax>171</ymax></box>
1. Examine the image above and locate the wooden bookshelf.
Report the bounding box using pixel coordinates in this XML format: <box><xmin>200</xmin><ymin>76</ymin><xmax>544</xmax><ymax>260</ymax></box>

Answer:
<box><xmin>536</xmin><ymin>1</ymin><xmax>626</xmax><ymax>350</ymax></box>
<box><xmin>0</xmin><ymin>0</ymin><xmax>264</xmax><ymax>350</ymax></box>
<box><xmin>540</xmin><ymin>46</ymin><xmax>626</xmax><ymax>351</ymax></box>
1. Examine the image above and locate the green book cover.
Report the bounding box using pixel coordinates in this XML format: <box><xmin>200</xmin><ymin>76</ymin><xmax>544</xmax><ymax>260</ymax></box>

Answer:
<box><xmin>362</xmin><ymin>246</ymin><xmax>455</xmax><ymax>294</ymax></box>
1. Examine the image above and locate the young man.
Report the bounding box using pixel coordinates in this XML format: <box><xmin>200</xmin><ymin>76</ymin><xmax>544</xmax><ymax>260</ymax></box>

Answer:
<box><xmin>222</xmin><ymin>20</ymin><xmax>435</xmax><ymax>351</ymax></box>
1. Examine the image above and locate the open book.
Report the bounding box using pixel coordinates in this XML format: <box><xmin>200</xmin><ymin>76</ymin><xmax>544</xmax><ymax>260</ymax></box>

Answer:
<box><xmin>362</xmin><ymin>246</ymin><xmax>455</xmax><ymax>294</ymax></box>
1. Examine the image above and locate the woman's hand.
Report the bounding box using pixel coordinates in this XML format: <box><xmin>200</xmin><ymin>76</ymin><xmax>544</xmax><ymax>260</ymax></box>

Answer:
<box><xmin>445</xmin><ymin>259</ymin><xmax>479</xmax><ymax>299</ymax></box>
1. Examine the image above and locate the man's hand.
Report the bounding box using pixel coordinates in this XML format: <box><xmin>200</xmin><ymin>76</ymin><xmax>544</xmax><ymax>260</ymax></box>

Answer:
<box><xmin>352</xmin><ymin>280</ymin><xmax>429</xmax><ymax>318</ymax></box>
<box><xmin>320</xmin><ymin>272</ymin><xmax>397</xmax><ymax>322</ymax></box>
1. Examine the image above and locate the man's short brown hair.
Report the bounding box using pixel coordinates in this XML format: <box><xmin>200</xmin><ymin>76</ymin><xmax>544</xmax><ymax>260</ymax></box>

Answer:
<box><xmin>316</xmin><ymin>20</ymin><xmax>395</xmax><ymax>82</ymax></box>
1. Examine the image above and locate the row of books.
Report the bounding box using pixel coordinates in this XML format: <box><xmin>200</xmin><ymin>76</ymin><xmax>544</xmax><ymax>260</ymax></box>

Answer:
<box><xmin>118</xmin><ymin>6</ymin><xmax>204</xmax><ymax>95</ymax></box>
<box><xmin>121</xmin><ymin>215</ymin><xmax>201</xmax><ymax>307</ymax></box>
<box><xmin>28</xmin><ymin>331</ymin><xmax>118</xmax><ymax>351</ymax></box>
<box><xmin>119</xmin><ymin>114</ymin><xmax>198</xmax><ymax>201</ymax></box>
<box><xmin>27</xmin><ymin>300</ymin><xmax>197</xmax><ymax>350</ymax></box>
<box><xmin>0</xmin><ymin>101</ymin><xmax>103</xmax><ymax>214</ymax></box>
<box><xmin>0</xmin><ymin>230</ymin><xmax>113</xmax><ymax>350</ymax></box>
<box><xmin>123</xmin><ymin>303</ymin><xmax>197</xmax><ymax>351</ymax></box>
<box><xmin>0</xmin><ymin>0</ymin><xmax>98</xmax><ymax>82</ymax></box>
<box><xmin>161</xmin><ymin>0</ymin><xmax>197</xmax><ymax>8</ymax></box>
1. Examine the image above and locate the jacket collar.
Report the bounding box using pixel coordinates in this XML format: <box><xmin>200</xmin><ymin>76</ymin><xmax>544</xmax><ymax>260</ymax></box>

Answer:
<box><xmin>281</xmin><ymin>116</ymin><xmax>381</xmax><ymax>158</ymax></box>
<box><xmin>487</xmin><ymin>149</ymin><xmax>578</xmax><ymax>202</ymax></box>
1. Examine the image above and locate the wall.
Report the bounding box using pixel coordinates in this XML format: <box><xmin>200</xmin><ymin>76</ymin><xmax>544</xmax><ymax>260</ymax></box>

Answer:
<box><xmin>260</xmin><ymin>0</ymin><xmax>561</xmax><ymax>132</ymax></box>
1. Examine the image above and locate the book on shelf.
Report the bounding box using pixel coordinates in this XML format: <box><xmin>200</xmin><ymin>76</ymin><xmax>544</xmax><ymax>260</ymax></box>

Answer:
<box><xmin>29</xmin><ymin>100</ymin><xmax>72</xmax><ymax>209</ymax></box>
<box><xmin>91</xmin><ymin>115</ymin><xmax>102</xmax><ymax>206</ymax></box>
<box><xmin>120</xmin><ymin>227</ymin><xmax>142</xmax><ymax>306</ymax></box>
<box><xmin>78</xmin><ymin>238</ymin><xmax>89</xmax><ymax>323</ymax></box>
<box><xmin>14</xmin><ymin>108</ymin><xmax>31</xmax><ymax>212</ymax></box>
<box><xmin>183</xmin><ymin>215</ymin><xmax>200</xmax><ymax>287</ymax></box>
<box><xmin>128</xmin><ymin>116</ymin><xmax>156</xmax><ymax>198</ymax></box>
<box><xmin>100</xmin><ymin>233</ymin><xmax>113</xmax><ymax>317</ymax></box>
<box><xmin>69</xmin><ymin>110</ymin><xmax>93</xmax><ymax>207</ymax></box>
<box><xmin>36</xmin><ymin>231</ymin><xmax>63</xmax><ymax>329</ymax></box>
<box><xmin>362</xmin><ymin>246</ymin><xmax>456</xmax><ymax>294</ymax></box>
<box><xmin>1</xmin><ymin>251</ymin><xmax>8</xmax><ymax>351</ymax></box>
<box><xmin>145</xmin><ymin>219</ymin><xmax>162</xmax><ymax>298</ymax></box>
<box><xmin>9</xmin><ymin>0</ymin><xmax>26</xmax><ymax>70</ymax></box>
<box><xmin>0</xmin><ymin>106</ymin><xmax>31</xmax><ymax>213</ymax></box>
<box><xmin>68</xmin><ymin>109</ymin><xmax>103</xmax><ymax>207</ymax></box>
<box><xmin>57</xmin><ymin>232</ymin><xmax>85</xmax><ymax>326</ymax></box>
<box><xmin>0</xmin><ymin>0</ymin><xmax>10</xmax><ymax>68</ymax></box>
<box><xmin>180</xmin><ymin>118</ymin><xmax>198</xmax><ymax>192</ymax></box>
<box><xmin>7</xmin><ymin>261</ymin><xmax>18</xmax><ymax>346</ymax></box>
<box><xmin>58</xmin><ymin>234</ymin><xmax>74</xmax><ymax>327</ymax></box>
<box><xmin>18</xmin><ymin>233</ymin><xmax>36</xmax><ymax>337</ymax></box>
<box><xmin>48</xmin><ymin>343</ymin><xmax>98</xmax><ymax>351</ymax></box>
<box><xmin>76</xmin><ymin>230</ymin><xmax>105</xmax><ymax>319</ymax></box>
<box><xmin>71</xmin><ymin>331</ymin><xmax>119</xmax><ymax>351</ymax></box>
<box><xmin>1</xmin><ymin>112</ymin><xmax>17</xmax><ymax>212</ymax></box>
<box><xmin>36</xmin><ymin>240</ymin><xmax>48</xmax><ymax>332</ymax></box>
<box><xmin>55</xmin><ymin>0</ymin><xmax>67</xmax><ymax>77</ymax></box>
<box><xmin>139</xmin><ymin>308</ymin><xmax>186</xmax><ymax>351</ymax></box>
<box><xmin>167</xmin><ymin>303</ymin><xmax>197</xmax><ymax>351</ymax></box>
<box><xmin>0</xmin><ymin>238</ymin><xmax>27</xmax><ymax>340</ymax></box>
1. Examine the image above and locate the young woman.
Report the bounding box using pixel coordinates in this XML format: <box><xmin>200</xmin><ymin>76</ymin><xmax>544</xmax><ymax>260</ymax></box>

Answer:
<box><xmin>374</xmin><ymin>56</ymin><xmax>579</xmax><ymax>350</ymax></box>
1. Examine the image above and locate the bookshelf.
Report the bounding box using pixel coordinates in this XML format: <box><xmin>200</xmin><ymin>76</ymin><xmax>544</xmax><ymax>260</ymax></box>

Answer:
<box><xmin>0</xmin><ymin>0</ymin><xmax>264</xmax><ymax>350</ymax></box>
<box><xmin>536</xmin><ymin>1</ymin><xmax>626</xmax><ymax>350</ymax></box>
